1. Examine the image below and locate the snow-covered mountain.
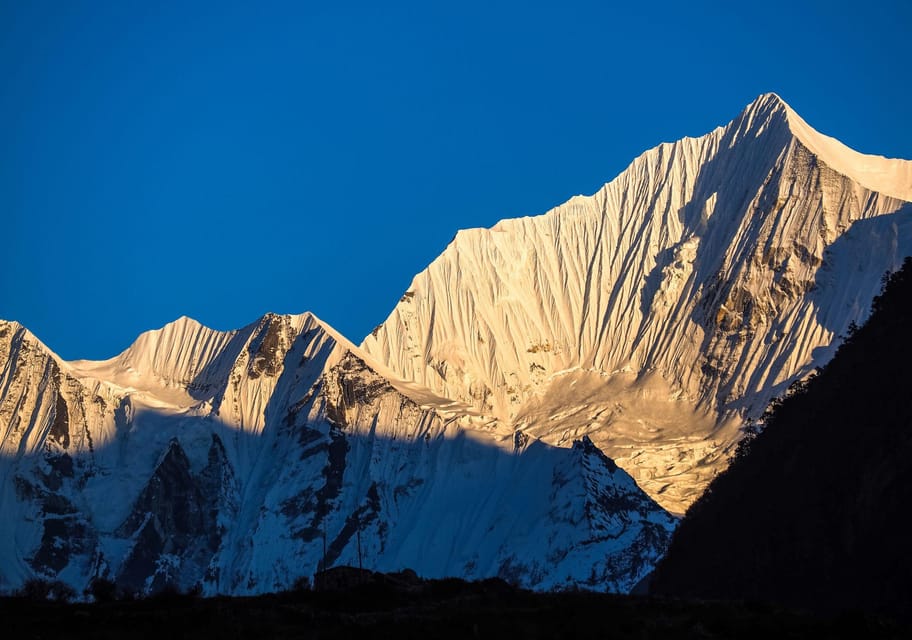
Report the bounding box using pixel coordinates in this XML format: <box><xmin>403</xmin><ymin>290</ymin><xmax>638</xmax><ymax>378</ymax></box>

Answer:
<box><xmin>362</xmin><ymin>93</ymin><xmax>912</xmax><ymax>513</ymax></box>
<box><xmin>0</xmin><ymin>314</ymin><xmax>674</xmax><ymax>596</ymax></box>
<box><xmin>2</xmin><ymin>93</ymin><xmax>909</xmax><ymax>596</ymax></box>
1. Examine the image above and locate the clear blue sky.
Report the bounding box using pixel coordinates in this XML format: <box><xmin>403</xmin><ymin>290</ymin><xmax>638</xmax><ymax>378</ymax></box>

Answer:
<box><xmin>2</xmin><ymin>0</ymin><xmax>910</xmax><ymax>359</ymax></box>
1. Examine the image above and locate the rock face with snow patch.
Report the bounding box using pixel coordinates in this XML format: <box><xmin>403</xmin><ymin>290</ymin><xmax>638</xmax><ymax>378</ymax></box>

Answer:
<box><xmin>0</xmin><ymin>315</ymin><xmax>674</xmax><ymax>596</ymax></box>
<box><xmin>362</xmin><ymin>94</ymin><xmax>912</xmax><ymax>512</ymax></box>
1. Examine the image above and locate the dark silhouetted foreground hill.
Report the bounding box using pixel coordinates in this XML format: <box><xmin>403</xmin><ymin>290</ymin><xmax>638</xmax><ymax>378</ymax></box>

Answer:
<box><xmin>3</xmin><ymin>578</ymin><xmax>910</xmax><ymax>640</ymax></box>
<box><xmin>652</xmin><ymin>257</ymin><xmax>912</xmax><ymax>617</ymax></box>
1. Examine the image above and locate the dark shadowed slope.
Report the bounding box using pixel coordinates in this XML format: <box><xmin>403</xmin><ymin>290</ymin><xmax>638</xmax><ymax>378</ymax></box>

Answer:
<box><xmin>0</xmin><ymin>313</ymin><xmax>673</xmax><ymax>596</ymax></box>
<box><xmin>651</xmin><ymin>257</ymin><xmax>912</xmax><ymax>617</ymax></box>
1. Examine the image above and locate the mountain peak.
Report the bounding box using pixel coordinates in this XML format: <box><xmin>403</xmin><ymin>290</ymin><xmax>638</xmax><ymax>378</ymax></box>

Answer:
<box><xmin>0</xmin><ymin>319</ymin><xmax>61</xmax><ymax>363</ymax></box>
<box><xmin>722</xmin><ymin>92</ymin><xmax>793</xmax><ymax>151</ymax></box>
<box><xmin>294</xmin><ymin>311</ymin><xmax>359</xmax><ymax>350</ymax></box>
<box><xmin>113</xmin><ymin>315</ymin><xmax>225</xmax><ymax>356</ymax></box>
<box><xmin>746</xmin><ymin>91</ymin><xmax>791</xmax><ymax>114</ymax></box>
<box><xmin>736</xmin><ymin>93</ymin><xmax>912</xmax><ymax>200</ymax></box>
<box><xmin>0</xmin><ymin>319</ymin><xmax>23</xmax><ymax>333</ymax></box>
<box><xmin>165</xmin><ymin>314</ymin><xmax>206</xmax><ymax>330</ymax></box>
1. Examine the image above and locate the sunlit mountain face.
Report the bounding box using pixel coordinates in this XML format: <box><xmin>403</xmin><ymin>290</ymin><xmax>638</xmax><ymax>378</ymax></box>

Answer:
<box><xmin>1</xmin><ymin>94</ymin><xmax>910</xmax><ymax>597</ymax></box>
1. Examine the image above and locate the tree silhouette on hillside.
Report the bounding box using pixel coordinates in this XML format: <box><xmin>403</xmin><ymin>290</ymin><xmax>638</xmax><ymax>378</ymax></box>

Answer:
<box><xmin>652</xmin><ymin>257</ymin><xmax>912</xmax><ymax>618</ymax></box>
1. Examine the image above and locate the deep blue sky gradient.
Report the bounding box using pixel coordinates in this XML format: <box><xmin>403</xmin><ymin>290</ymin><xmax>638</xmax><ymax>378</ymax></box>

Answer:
<box><xmin>2</xmin><ymin>0</ymin><xmax>910</xmax><ymax>359</ymax></box>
